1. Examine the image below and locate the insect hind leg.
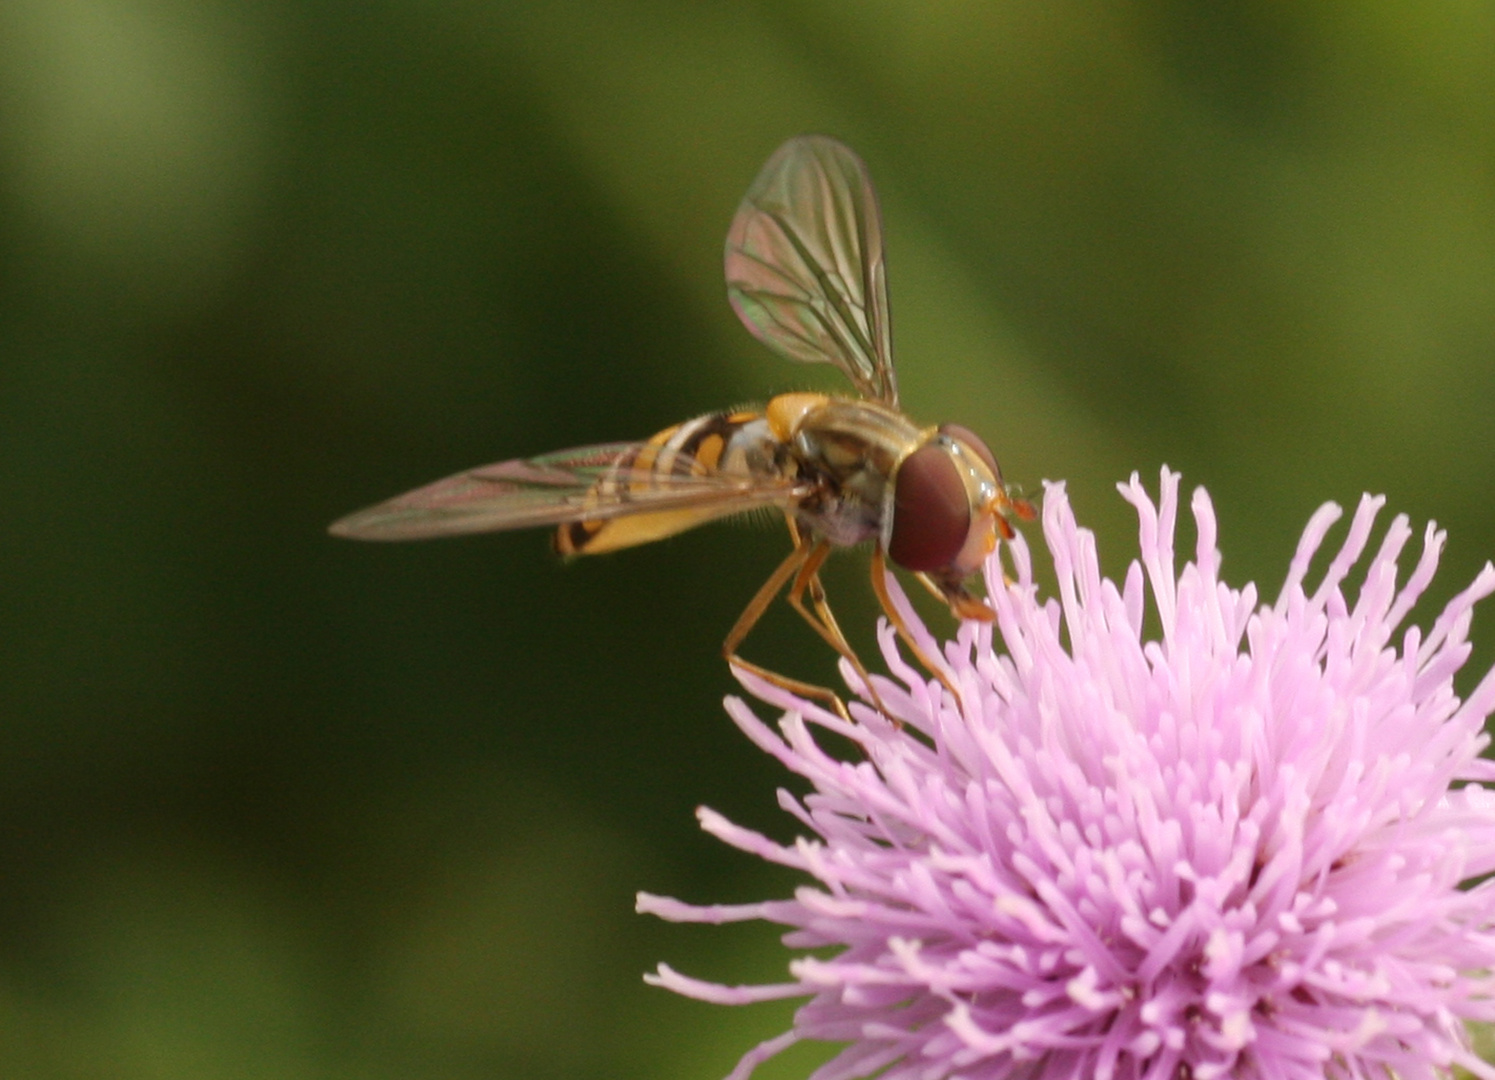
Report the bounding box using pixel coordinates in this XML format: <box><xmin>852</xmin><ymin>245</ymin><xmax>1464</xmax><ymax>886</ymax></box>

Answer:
<box><xmin>723</xmin><ymin>538</ymin><xmax>854</xmax><ymax>724</ymax></box>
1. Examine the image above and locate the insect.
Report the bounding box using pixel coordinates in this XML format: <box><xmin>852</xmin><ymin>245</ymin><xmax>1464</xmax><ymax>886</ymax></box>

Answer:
<box><xmin>330</xmin><ymin>135</ymin><xmax>1033</xmax><ymax>711</ymax></box>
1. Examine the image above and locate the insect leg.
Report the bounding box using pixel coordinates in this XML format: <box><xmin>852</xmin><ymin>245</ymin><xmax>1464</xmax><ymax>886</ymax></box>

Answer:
<box><xmin>912</xmin><ymin>571</ymin><xmax>953</xmax><ymax>606</ymax></box>
<box><xmin>781</xmin><ymin>539</ymin><xmax>889</xmax><ymax>718</ymax></box>
<box><xmin>723</xmin><ymin>539</ymin><xmax>853</xmax><ymax>723</ymax></box>
<box><xmin>869</xmin><ymin>547</ymin><xmax>966</xmax><ymax>714</ymax></box>
<box><xmin>914</xmin><ymin>572</ymin><xmax>997</xmax><ymax>621</ymax></box>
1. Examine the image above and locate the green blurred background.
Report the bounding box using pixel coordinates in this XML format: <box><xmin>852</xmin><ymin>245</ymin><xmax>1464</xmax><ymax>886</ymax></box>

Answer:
<box><xmin>1</xmin><ymin>2</ymin><xmax>1493</xmax><ymax>1077</ymax></box>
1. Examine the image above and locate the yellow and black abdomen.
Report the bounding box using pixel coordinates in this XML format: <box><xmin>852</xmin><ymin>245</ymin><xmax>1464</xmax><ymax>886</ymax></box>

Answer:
<box><xmin>554</xmin><ymin>409</ymin><xmax>774</xmax><ymax>556</ymax></box>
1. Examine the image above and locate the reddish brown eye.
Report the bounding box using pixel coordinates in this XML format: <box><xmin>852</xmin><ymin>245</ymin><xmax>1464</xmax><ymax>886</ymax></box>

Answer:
<box><xmin>888</xmin><ymin>444</ymin><xmax>971</xmax><ymax>572</ymax></box>
<box><xmin>939</xmin><ymin>423</ymin><xmax>1000</xmax><ymax>479</ymax></box>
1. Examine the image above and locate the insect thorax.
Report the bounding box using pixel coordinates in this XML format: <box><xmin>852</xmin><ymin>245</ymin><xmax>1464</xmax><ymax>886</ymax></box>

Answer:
<box><xmin>786</xmin><ymin>397</ymin><xmax>925</xmax><ymax>549</ymax></box>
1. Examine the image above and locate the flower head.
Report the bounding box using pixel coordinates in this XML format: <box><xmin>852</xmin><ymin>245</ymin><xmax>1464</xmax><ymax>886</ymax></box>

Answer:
<box><xmin>639</xmin><ymin>469</ymin><xmax>1495</xmax><ymax>1080</ymax></box>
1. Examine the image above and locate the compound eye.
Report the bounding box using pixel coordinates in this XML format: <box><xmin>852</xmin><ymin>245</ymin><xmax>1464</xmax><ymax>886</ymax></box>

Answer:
<box><xmin>888</xmin><ymin>444</ymin><xmax>971</xmax><ymax>572</ymax></box>
<box><xmin>938</xmin><ymin>423</ymin><xmax>1000</xmax><ymax>480</ymax></box>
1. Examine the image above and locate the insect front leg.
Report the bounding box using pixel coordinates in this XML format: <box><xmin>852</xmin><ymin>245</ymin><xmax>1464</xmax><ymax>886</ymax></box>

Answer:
<box><xmin>913</xmin><ymin>571</ymin><xmax>997</xmax><ymax>622</ymax></box>
<box><xmin>869</xmin><ymin>547</ymin><xmax>966</xmax><ymax>714</ymax></box>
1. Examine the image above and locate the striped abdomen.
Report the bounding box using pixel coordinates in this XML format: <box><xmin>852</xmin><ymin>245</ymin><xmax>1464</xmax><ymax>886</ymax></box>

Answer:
<box><xmin>554</xmin><ymin>409</ymin><xmax>780</xmax><ymax>556</ymax></box>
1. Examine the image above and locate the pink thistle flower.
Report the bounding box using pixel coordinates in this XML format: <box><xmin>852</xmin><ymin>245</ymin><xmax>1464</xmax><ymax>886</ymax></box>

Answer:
<box><xmin>639</xmin><ymin>469</ymin><xmax>1495</xmax><ymax>1080</ymax></box>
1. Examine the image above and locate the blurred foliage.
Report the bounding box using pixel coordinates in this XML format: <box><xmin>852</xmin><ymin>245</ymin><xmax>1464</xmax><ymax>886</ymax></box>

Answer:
<box><xmin>0</xmin><ymin>1</ymin><xmax>1493</xmax><ymax>1077</ymax></box>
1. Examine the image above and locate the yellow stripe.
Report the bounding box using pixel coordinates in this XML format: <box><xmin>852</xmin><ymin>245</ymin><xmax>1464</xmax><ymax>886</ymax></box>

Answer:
<box><xmin>691</xmin><ymin>433</ymin><xmax>725</xmax><ymax>472</ymax></box>
<box><xmin>556</xmin><ymin>412</ymin><xmax>765</xmax><ymax>557</ymax></box>
<box><xmin>628</xmin><ymin>423</ymin><xmax>682</xmax><ymax>491</ymax></box>
<box><xmin>656</xmin><ymin>417</ymin><xmax>707</xmax><ymax>478</ymax></box>
<box><xmin>559</xmin><ymin>507</ymin><xmax>727</xmax><ymax>555</ymax></box>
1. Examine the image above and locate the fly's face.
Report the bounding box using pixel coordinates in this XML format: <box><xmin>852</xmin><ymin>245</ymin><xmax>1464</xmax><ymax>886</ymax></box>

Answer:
<box><xmin>766</xmin><ymin>393</ymin><xmax>1028</xmax><ymax>619</ymax></box>
<box><xmin>887</xmin><ymin>424</ymin><xmax>1030</xmax><ymax>619</ymax></box>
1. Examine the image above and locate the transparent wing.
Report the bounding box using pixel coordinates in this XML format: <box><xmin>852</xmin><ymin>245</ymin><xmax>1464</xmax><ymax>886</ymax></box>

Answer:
<box><xmin>328</xmin><ymin>442</ymin><xmax>803</xmax><ymax>541</ymax></box>
<box><xmin>725</xmin><ymin>135</ymin><xmax>896</xmax><ymax>405</ymax></box>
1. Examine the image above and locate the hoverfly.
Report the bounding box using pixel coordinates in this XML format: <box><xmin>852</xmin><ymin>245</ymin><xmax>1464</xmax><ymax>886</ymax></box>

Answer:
<box><xmin>331</xmin><ymin>136</ymin><xmax>1032</xmax><ymax>712</ymax></box>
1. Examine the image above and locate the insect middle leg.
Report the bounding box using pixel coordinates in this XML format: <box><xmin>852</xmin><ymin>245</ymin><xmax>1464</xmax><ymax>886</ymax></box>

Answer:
<box><xmin>778</xmin><ymin>523</ymin><xmax>888</xmax><ymax>717</ymax></box>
